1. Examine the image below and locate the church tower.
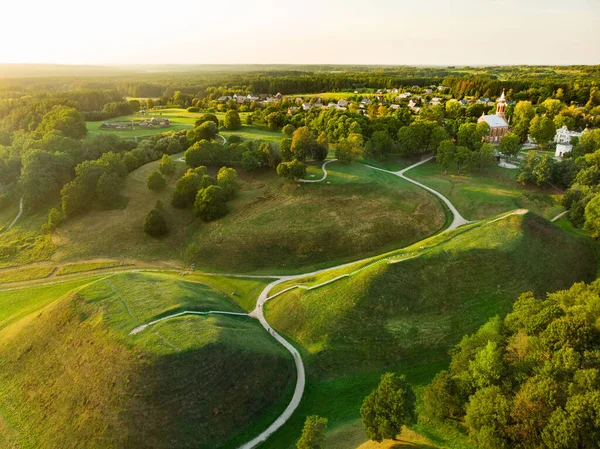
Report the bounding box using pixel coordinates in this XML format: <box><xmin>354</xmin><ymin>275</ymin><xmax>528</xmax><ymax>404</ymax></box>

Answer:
<box><xmin>496</xmin><ymin>89</ymin><xmax>507</xmax><ymax>120</ymax></box>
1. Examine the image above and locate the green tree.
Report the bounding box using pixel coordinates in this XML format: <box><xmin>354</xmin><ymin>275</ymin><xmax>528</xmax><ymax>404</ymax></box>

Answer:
<box><xmin>472</xmin><ymin>143</ymin><xmax>496</xmax><ymax>171</ymax></box>
<box><xmin>397</xmin><ymin>121</ymin><xmax>447</xmax><ymax>156</ymax></box>
<box><xmin>147</xmin><ymin>170</ymin><xmax>166</xmax><ymax>192</ymax></box>
<box><xmin>454</xmin><ymin>146</ymin><xmax>472</xmax><ymax>174</ymax></box>
<box><xmin>423</xmin><ymin>371</ymin><xmax>463</xmax><ymax>420</ymax></box>
<box><xmin>144</xmin><ymin>205</ymin><xmax>169</xmax><ymax>237</ymax></box>
<box><xmin>282</xmin><ymin>124</ymin><xmax>295</xmax><ymax>137</ymax></box>
<box><xmin>191</xmin><ymin>121</ymin><xmax>218</xmax><ymax>142</ymax></box>
<box><xmin>366</xmin><ymin>131</ymin><xmax>394</xmax><ymax>158</ymax></box>
<box><xmin>296</xmin><ymin>415</ymin><xmax>328</xmax><ymax>449</ymax></box>
<box><xmin>240</xmin><ymin>151</ymin><xmax>260</xmax><ymax>171</ymax></box>
<box><xmin>224</xmin><ymin>110</ymin><xmax>242</xmax><ymax>130</ymax></box>
<box><xmin>584</xmin><ymin>193</ymin><xmax>600</xmax><ymax>238</ymax></box>
<box><xmin>498</xmin><ymin>132</ymin><xmax>521</xmax><ymax>161</ymax></box>
<box><xmin>217</xmin><ymin>166</ymin><xmax>239</xmax><ymax>199</ymax></box>
<box><xmin>360</xmin><ymin>373</ymin><xmax>417</xmax><ymax>442</ymax></box>
<box><xmin>195</xmin><ymin>114</ymin><xmax>219</xmax><ymax>127</ymax></box>
<box><xmin>291</xmin><ymin>127</ymin><xmax>316</xmax><ymax>161</ymax></box>
<box><xmin>529</xmin><ymin>115</ymin><xmax>556</xmax><ymax>148</ymax></box>
<box><xmin>159</xmin><ymin>154</ymin><xmax>176</xmax><ymax>176</ymax></box>
<box><xmin>41</xmin><ymin>207</ymin><xmax>64</xmax><ymax>233</ymax></box>
<box><xmin>194</xmin><ymin>185</ymin><xmax>227</xmax><ymax>221</ymax></box>
<box><xmin>37</xmin><ymin>105</ymin><xmax>87</xmax><ymax>139</ymax></box>
<box><xmin>280</xmin><ymin>138</ymin><xmax>293</xmax><ymax>161</ymax></box>
<box><xmin>513</xmin><ymin>101</ymin><xmax>535</xmax><ymax>142</ymax></box>
<box><xmin>436</xmin><ymin>140</ymin><xmax>456</xmax><ymax>173</ymax></box>
<box><xmin>172</xmin><ymin>170</ymin><xmax>203</xmax><ymax>208</ymax></box>
<box><xmin>96</xmin><ymin>172</ymin><xmax>121</xmax><ymax>207</ymax></box>
<box><xmin>336</xmin><ymin>133</ymin><xmax>364</xmax><ymax>164</ymax></box>
<box><xmin>277</xmin><ymin>159</ymin><xmax>307</xmax><ymax>180</ymax></box>
<box><xmin>465</xmin><ymin>386</ymin><xmax>511</xmax><ymax>449</ymax></box>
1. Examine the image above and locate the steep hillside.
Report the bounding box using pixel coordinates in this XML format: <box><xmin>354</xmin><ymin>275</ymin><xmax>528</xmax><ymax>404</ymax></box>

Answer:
<box><xmin>262</xmin><ymin>212</ymin><xmax>597</xmax><ymax>448</ymax></box>
<box><xmin>0</xmin><ymin>272</ymin><xmax>295</xmax><ymax>449</ymax></box>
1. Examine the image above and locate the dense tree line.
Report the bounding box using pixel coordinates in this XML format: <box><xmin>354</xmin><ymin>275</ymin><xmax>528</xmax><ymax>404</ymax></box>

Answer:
<box><xmin>423</xmin><ymin>280</ymin><xmax>600</xmax><ymax>449</ymax></box>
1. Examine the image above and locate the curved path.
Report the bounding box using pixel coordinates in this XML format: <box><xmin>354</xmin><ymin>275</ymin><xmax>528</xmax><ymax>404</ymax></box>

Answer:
<box><xmin>4</xmin><ymin>157</ymin><xmax>471</xmax><ymax>449</ymax></box>
<box><xmin>129</xmin><ymin>310</ymin><xmax>249</xmax><ymax>335</ymax></box>
<box><xmin>551</xmin><ymin>210</ymin><xmax>568</xmax><ymax>222</ymax></box>
<box><xmin>366</xmin><ymin>157</ymin><xmax>470</xmax><ymax>231</ymax></box>
<box><xmin>236</xmin><ymin>157</ymin><xmax>473</xmax><ymax>448</ymax></box>
<box><xmin>298</xmin><ymin>159</ymin><xmax>337</xmax><ymax>183</ymax></box>
<box><xmin>3</xmin><ymin>197</ymin><xmax>23</xmax><ymax>233</ymax></box>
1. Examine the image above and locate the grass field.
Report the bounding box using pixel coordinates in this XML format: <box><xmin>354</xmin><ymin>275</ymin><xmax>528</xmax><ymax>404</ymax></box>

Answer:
<box><xmin>260</xmin><ymin>212</ymin><xmax>596</xmax><ymax>448</ymax></box>
<box><xmin>0</xmin><ymin>272</ymin><xmax>295</xmax><ymax>449</ymax></box>
<box><xmin>85</xmin><ymin>108</ymin><xmax>283</xmax><ymax>144</ymax></box>
<box><xmin>0</xmin><ymin>265</ymin><xmax>55</xmax><ymax>284</ymax></box>
<box><xmin>409</xmin><ymin>161</ymin><xmax>564</xmax><ymax>221</ymax></box>
<box><xmin>0</xmin><ymin>198</ymin><xmax>54</xmax><ymax>269</ymax></box>
<box><xmin>55</xmin><ymin>260</ymin><xmax>132</xmax><ymax>276</ymax></box>
<box><xmin>50</xmin><ymin>159</ymin><xmax>445</xmax><ymax>274</ymax></box>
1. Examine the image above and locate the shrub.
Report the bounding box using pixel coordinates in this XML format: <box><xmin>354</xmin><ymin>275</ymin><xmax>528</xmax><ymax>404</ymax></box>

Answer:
<box><xmin>186</xmin><ymin>106</ymin><xmax>200</xmax><ymax>113</ymax></box>
<box><xmin>144</xmin><ymin>207</ymin><xmax>169</xmax><ymax>237</ymax></box>
<box><xmin>42</xmin><ymin>207</ymin><xmax>64</xmax><ymax>233</ymax></box>
<box><xmin>147</xmin><ymin>170</ymin><xmax>166</xmax><ymax>192</ymax></box>
<box><xmin>194</xmin><ymin>185</ymin><xmax>227</xmax><ymax>221</ymax></box>
<box><xmin>159</xmin><ymin>154</ymin><xmax>176</xmax><ymax>176</ymax></box>
<box><xmin>217</xmin><ymin>167</ymin><xmax>239</xmax><ymax>200</ymax></box>
<box><xmin>224</xmin><ymin>110</ymin><xmax>242</xmax><ymax>130</ymax></box>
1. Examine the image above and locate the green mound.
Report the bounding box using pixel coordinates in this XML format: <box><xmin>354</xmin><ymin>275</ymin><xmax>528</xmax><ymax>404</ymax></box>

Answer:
<box><xmin>262</xmin><ymin>212</ymin><xmax>596</xmax><ymax>448</ymax></box>
<box><xmin>52</xmin><ymin>161</ymin><xmax>445</xmax><ymax>273</ymax></box>
<box><xmin>0</xmin><ymin>272</ymin><xmax>295</xmax><ymax>449</ymax></box>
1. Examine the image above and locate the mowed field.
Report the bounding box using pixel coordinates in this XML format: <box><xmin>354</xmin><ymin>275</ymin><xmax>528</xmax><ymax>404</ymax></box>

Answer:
<box><xmin>0</xmin><ymin>272</ymin><xmax>295</xmax><ymax>449</ymax></box>
<box><xmin>85</xmin><ymin>108</ymin><xmax>283</xmax><ymax>144</ymax></box>
<box><xmin>51</xmin><ymin>158</ymin><xmax>446</xmax><ymax>274</ymax></box>
<box><xmin>408</xmin><ymin>161</ymin><xmax>564</xmax><ymax>221</ymax></box>
<box><xmin>260</xmin><ymin>212</ymin><xmax>597</xmax><ymax>448</ymax></box>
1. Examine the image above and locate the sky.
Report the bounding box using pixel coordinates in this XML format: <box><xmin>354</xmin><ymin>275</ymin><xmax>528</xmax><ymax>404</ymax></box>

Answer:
<box><xmin>0</xmin><ymin>0</ymin><xmax>598</xmax><ymax>66</ymax></box>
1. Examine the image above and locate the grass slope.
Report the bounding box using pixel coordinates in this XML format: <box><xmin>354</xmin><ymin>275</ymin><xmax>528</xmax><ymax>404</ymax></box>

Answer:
<box><xmin>409</xmin><ymin>162</ymin><xmax>563</xmax><ymax>221</ymax></box>
<box><xmin>53</xmin><ymin>160</ymin><xmax>445</xmax><ymax>273</ymax></box>
<box><xmin>0</xmin><ymin>272</ymin><xmax>294</xmax><ymax>449</ymax></box>
<box><xmin>261</xmin><ymin>212</ymin><xmax>596</xmax><ymax>448</ymax></box>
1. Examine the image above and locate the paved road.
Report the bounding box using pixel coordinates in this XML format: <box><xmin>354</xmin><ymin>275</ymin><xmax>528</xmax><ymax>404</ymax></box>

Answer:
<box><xmin>298</xmin><ymin>159</ymin><xmax>337</xmax><ymax>183</ymax></box>
<box><xmin>3</xmin><ymin>197</ymin><xmax>23</xmax><ymax>233</ymax></box>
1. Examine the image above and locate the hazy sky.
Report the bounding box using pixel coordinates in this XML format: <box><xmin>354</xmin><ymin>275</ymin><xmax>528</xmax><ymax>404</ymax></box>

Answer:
<box><xmin>1</xmin><ymin>0</ymin><xmax>598</xmax><ymax>65</ymax></box>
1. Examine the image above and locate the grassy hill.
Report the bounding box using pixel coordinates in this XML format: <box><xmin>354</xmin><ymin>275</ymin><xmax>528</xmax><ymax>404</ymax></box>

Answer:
<box><xmin>51</xmin><ymin>159</ymin><xmax>445</xmax><ymax>274</ymax></box>
<box><xmin>408</xmin><ymin>161</ymin><xmax>563</xmax><ymax>221</ymax></box>
<box><xmin>0</xmin><ymin>272</ymin><xmax>295</xmax><ymax>449</ymax></box>
<box><xmin>261</xmin><ymin>212</ymin><xmax>597</xmax><ymax>448</ymax></box>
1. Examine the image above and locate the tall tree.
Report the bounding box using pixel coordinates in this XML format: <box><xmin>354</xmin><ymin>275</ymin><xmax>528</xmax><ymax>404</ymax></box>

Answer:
<box><xmin>360</xmin><ymin>373</ymin><xmax>417</xmax><ymax>442</ymax></box>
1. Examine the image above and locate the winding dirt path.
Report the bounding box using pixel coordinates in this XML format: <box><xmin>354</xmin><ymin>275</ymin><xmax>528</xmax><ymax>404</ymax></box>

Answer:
<box><xmin>366</xmin><ymin>157</ymin><xmax>471</xmax><ymax>230</ymax></box>
<box><xmin>3</xmin><ymin>158</ymin><xmax>474</xmax><ymax>449</ymax></box>
<box><xmin>3</xmin><ymin>197</ymin><xmax>23</xmax><ymax>233</ymax></box>
<box><xmin>298</xmin><ymin>159</ymin><xmax>337</xmax><ymax>183</ymax></box>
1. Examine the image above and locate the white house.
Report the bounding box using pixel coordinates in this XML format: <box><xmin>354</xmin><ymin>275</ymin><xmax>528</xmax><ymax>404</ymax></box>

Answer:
<box><xmin>338</xmin><ymin>98</ymin><xmax>349</xmax><ymax>107</ymax></box>
<box><xmin>554</xmin><ymin>126</ymin><xmax>586</xmax><ymax>157</ymax></box>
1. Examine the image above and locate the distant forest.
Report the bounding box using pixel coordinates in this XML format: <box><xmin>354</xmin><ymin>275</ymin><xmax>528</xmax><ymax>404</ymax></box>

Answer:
<box><xmin>1</xmin><ymin>65</ymin><xmax>599</xmax><ymax>106</ymax></box>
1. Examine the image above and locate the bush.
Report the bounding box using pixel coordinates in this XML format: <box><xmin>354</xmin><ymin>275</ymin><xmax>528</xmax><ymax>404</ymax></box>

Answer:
<box><xmin>277</xmin><ymin>159</ymin><xmax>306</xmax><ymax>180</ymax></box>
<box><xmin>217</xmin><ymin>167</ymin><xmax>239</xmax><ymax>200</ymax></box>
<box><xmin>41</xmin><ymin>207</ymin><xmax>64</xmax><ymax>233</ymax></box>
<box><xmin>147</xmin><ymin>170</ymin><xmax>166</xmax><ymax>192</ymax></box>
<box><xmin>171</xmin><ymin>170</ymin><xmax>203</xmax><ymax>208</ymax></box>
<box><xmin>224</xmin><ymin>110</ymin><xmax>242</xmax><ymax>130</ymax></box>
<box><xmin>194</xmin><ymin>185</ymin><xmax>227</xmax><ymax>221</ymax></box>
<box><xmin>96</xmin><ymin>172</ymin><xmax>122</xmax><ymax>207</ymax></box>
<box><xmin>187</xmin><ymin>106</ymin><xmax>200</xmax><ymax>113</ymax></box>
<box><xmin>159</xmin><ymin>154</ymin><xmax>176</xmax><ymax>176</ymax></box>
<box><xmin>228</xmin><ymin>135</ymin><xmax>242</xmax><ymax>144</ymax></box>
<box><xmin>144</xmin><ymin>207</ymin><xmax>169</xmax><ymax>237</ymax></box>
